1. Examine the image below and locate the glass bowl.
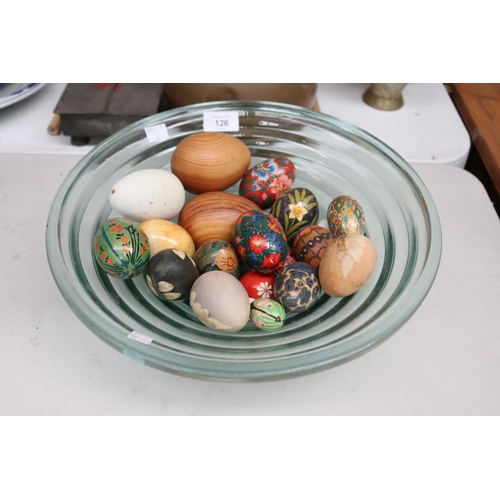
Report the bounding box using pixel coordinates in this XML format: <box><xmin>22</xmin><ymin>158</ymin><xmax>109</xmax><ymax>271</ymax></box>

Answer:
<box><xmin>45</xmin><ymin>101</ymin><xmax>442</xmax><ymax>381</ymax></box>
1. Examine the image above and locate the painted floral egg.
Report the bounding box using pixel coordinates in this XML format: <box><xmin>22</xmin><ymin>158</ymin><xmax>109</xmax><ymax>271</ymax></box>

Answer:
<box><xmin>250</xmin><ymin>298</ymin><xmax>286</xmax><ymax>332</ymax></box>
<box><xmin>239</xmin><ymin>270</ymin><xmax>275</xmax><ymax>301</ymax></box>
<box><xmin>273</xmin><ymin>262</ymin><xmax>321</xmax><ymax>313</ymax></box>
<box><xmin>190</xmin><ymin>271</ymin><xmax>250</xmax><ymax>333</ymax></box>
<box><xmin>146</xmin><ymin>248</ymin><xmax>199</xmax><ymax>302</ymax></box>
<box><xmin>193</xmin><ymin>240</ymin><xmax>241</xmax><ymax>278</ymax></box>
<box><xmin>93</xmin><ymin>217</ymin><xmax>150</xmax><ymax>279</ymax></box>
<box><xmin>293</xmin><ymin>224</ymin><xmax>335</xmax><ymax>271</ymax></box>
<box><xmin>270</xmin><ymin>187</ymin><xmax>319</xmax><ymax>244</ymax></box>
<box><xmin>326</xmin><ymin>195</ymin><xmax>365</xmax><ymax>237</ymax></box>
<box><xmin>238</xmin><ymin>157</ymin><xmax>296</xmax><ymax>209</ymax></box>
<box><xmin>234</xmin><ymin>210</ymin><xmax>287</xmax><ymax>275</ymax></box>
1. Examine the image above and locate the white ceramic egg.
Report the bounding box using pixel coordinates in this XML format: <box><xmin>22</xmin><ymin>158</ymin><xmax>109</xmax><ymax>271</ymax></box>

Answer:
<box><xmin>109</xmin><ymin>169</ymin><xmax>185</xmax><ymax>222</ymax></box>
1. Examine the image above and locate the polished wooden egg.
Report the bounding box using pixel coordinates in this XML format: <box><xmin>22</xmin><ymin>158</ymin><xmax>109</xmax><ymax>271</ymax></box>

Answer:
<box><xmin>171</xmin><ymin>132</ymin><xmax>251</xmax><ymax>194</ymax></box>
<box><xmin>178</xmin><ymin>191</ymin><xmax>260</xmax><ymax>248</ymax></box>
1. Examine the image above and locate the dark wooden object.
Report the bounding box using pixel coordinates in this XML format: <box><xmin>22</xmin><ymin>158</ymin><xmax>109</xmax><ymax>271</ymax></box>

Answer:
<box><xmin>448</xmin><ymin>84</ymin><xmax>500</xmax><ymax>196</ymax></box>
<box><xmin>54</xmin><ymin>83</ymin><xmax>167</xmax><ymax>145</ymax></box>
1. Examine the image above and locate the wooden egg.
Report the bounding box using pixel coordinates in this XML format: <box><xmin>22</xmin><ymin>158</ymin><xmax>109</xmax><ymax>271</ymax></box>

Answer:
<box><xmin>318</xmin><ymin>234</ymin><xmax>377</xmax><ymax>297</ymax></box>
<box><xmin>178</xmin><ymin>191</ymin><xmax>260</xmax><ymax>248</ymax></box>
<box><xmin>327</xmin><ymin>195</ymin><xmax>366</xmax><ymax>237</ymax></box>
<box><xmin>171</xmin><ymin>132</ymin><xmax>251</xmax><ymax>194</ymax></box>
<box><xmin>250</xmin><ymin>298</ymin><xmax>286</xmax><ymax>332</ymax></box>
<box><xmin>139</xmin><ymin>219</ymin><xmax>195</xmax><ymax>258</ymax></box>
<box><xmin>239</xmin><ymin>270</ymin><xmax>275</xmax><ymax>301</ymax></box>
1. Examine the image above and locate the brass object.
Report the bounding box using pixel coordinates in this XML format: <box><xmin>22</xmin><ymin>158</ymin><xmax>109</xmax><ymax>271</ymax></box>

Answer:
<box><xmin>363</xmin><ymin>83</ymin><xmax>407</xmax><ymax>111</ymax></box>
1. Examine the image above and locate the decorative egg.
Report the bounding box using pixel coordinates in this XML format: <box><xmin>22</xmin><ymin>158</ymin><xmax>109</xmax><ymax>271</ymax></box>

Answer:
<box><xmin>146</xmin><ymin>248</ymin><xmax>199</xmax><ymax>302</ymax></box>
<box><xmin>274</xmin><ymin>262</ymin><xmax>321</xmax><ymax>313</ymax></box>
<box><xmin>239</xmin><ymin>270</ymin><xmax>275</xmax><ymax>301</ymax></box>
<box><xmin>270</xmin><ymin>187</ymin><xmax>319</xmax><ymax>243</ymax></box>
<box><xmin>93</xmin><ymin>217</ymin><xmax>150</xmax><ymax>279</ymax></box>
<box><xmin>293</xmin><ymin>224</ymin><xmax>335</xmax><ymax>271</ymax></box>
<box><xmin>139</xmin><ymin>219</ymin><xmax>195</xmax><ymax>258</ymax></box>
<box><xmin>327</xmin><ymin>195</ymin><xmax>365</xmax><ymax>237</ymax></box>
<box><xmin>109</xmin><ymin>169</ymin><xmax>185</xmax><ymax>222</ymax></box>
<box><xmin>171</xmin><ymin>132</ymin><xmax>251</xmax><ymax>194</ymax></box>
<box><xmin>178</xmin><ymin>191</ymin><xmax>260</xmax><ymax>248</ymax></box>
<box><xmin>190</xmin><ymin>271</ymin><xmax>250</xmax><ymax>333</ymax></box>
<box><xmin>194</xmin><ymin>240</ymin><xmax>241</xmax><ymax>278</ymax></box>
<box><xmin>283</xmin><ymin>246</ymin><xmax>298</xmax><ymax>267</ymax></box>
<box><xmin>318</xmin><ymin>234</ymin><xmax>377</xmax><ymax>297</ymax></box>
<box><xmin>238</xmin><ymin>157</ymin><xmax>296</xmax><ymax>209</ymax></box>
<box><xmin>234</xmin><ymin>210</ymin><xmax>287</xmax><ymax>275</ymax></box>
<box><xmin>250</xmin><ymin>298</ymin><xmax>286</xmax><ymax>331</ymax></box>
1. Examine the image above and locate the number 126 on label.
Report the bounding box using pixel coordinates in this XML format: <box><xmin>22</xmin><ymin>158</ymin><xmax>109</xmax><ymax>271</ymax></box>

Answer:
<box><xmin>203</xmin><ymin>111</ymin><xmax>240</xmax><ymax>132</ymax></box>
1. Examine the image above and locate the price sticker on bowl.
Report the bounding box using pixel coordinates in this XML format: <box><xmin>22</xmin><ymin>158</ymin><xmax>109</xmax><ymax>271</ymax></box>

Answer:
<box><xmin>203</xmin><ymin>111</ymin><xmax>240</xmax><ymax>132</ymax></box>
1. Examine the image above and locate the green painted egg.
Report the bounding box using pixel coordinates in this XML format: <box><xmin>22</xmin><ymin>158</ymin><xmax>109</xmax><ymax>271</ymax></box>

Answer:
<box><xmin>250</xmin><ymin>298</ymin><xmax>286</xmax><ymax>331</ymax></box>
<box><xmin>93</xmin><ymin>217</ymin><xmax>150</xmax><ymax>279</ymax></box>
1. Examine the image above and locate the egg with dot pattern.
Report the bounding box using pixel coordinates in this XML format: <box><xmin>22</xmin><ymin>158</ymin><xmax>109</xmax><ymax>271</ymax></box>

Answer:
<box><xmin>293</xmin><ymin>224</ymin><xmax>335</xmax><ymax>271</ymax></box>
<box><xmin>326</xmin><ymin>195</ymin><xmax>365</xmax><ymax>237</ymax></box>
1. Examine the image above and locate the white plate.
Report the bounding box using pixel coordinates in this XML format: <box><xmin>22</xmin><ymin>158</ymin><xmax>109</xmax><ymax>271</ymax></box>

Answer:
<box><xmin>0</xmin><ymin>83</ymin><xmax>45</xmax><ymax>110</ymax></box>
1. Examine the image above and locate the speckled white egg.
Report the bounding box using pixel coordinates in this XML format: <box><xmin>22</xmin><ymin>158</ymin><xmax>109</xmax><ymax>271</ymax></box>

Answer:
<box><xmin>109</xmin><ymin>169</ymin><xmax>185</xmax><ymax>222</ymax></box>
<box><xmin>190</xmin><ymin>271</ymin><xmax>250</xmax><ymax>333</ymax></box>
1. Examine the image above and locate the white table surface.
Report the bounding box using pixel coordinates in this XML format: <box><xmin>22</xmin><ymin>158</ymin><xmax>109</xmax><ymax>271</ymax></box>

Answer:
<box><xmin>1</xmin><ymin>152</ymin><xmax>499</xmax><ymax>416</ymax></box>
<box><xmin>0</xmin><ymin>83</ymin><xmax>471</xmax><ymax>168</ymax></box>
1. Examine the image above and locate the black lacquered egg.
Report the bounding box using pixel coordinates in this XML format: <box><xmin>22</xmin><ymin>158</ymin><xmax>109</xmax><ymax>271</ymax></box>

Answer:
<box><xmin>146</xmin><ymin>248</ymin><xmax>199</xmax><ymax>301</ymax></box>
<box><xmin>270</xmin><ymin>187</ymin><xmax>319</xmax><ymax>243</ymax></box>
<box><xmin>273</xmin><ymin>262</ymin><xmax>321</xmax><ymax>313</ymax></box>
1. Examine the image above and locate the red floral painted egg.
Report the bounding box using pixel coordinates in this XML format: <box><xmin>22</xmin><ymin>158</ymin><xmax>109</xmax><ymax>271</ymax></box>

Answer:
<box><xmin>238</xmin><ymin>158</ymin><xmax>296</xmax><ymax>209</ymax></box>
<box><xmin>240</xmin><ymin>270</ymin><xmax>275</xmax><ymax>301</ymax></box>
<box><xmin>234</xmin><ymin>210</ymin><xmax>287</xmax><ymax>274</ymax></box>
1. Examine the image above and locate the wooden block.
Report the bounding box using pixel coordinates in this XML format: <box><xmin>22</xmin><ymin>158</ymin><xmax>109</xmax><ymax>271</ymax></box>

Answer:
<box><xmin>448</xmin><ymin>83</ymin><xmax>500</xmax><ymax>196</ymax></box>
<box><xmin>54</xmin><ymin>83</ymin><xmax>165</xmax><ymax>141</ymax></box>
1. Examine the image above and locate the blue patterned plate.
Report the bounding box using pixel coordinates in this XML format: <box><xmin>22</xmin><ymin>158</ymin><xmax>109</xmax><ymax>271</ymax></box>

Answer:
<box><xmin>0</xmin><ymin>83</ymin><xmax>45</xmax><ymax>110</ymax></box>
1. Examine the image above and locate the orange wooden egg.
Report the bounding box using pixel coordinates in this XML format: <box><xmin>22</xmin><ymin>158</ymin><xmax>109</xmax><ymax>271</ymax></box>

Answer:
<box><xmin>171</xmin><ymin>132</ymin><xmax>251</xmax><ymax>194</ymax></box>
<box><xmin>178</xmin><ymin>191</ymin><xmax>260</xmax><ymax>248</ymax></box>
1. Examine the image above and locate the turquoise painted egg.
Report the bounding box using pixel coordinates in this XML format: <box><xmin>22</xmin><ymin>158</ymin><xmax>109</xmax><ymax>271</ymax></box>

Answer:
<box><xmin>238</xmin><ymin>157</ymin><xmax>296</xmax><ymax>209</ymax></box>
<box><xmin>234</xmin><ymin>210</ymin><xmax>287</xmax><ymax>275</ymax></box>
<box><xmin>250</xmin><ymin>298</ymin><xmax>286</xmax><ymax>331</ymax></box>
<box><xmin>273</xmin><ymin>262</ymin><xmax>321</xmax><ymax>313</ymax></box>
<box><xmin>193</xmin><ymin>240</ymin><xmax>241</xmax><ymax>278</ymax></box>
<box><xmin>326</xmin><ymin>195</ymin><xmax>365</xmax><ymax>237</ymax></box>
<box><xmin>93</xmin><ymin>217</ymin><xmax>150</xmax><ymax>279</ymax></box>
<box><xmin>270</xmin><ymin>187</ymin><xmax>319</xmax><ymax>244</ymax></box>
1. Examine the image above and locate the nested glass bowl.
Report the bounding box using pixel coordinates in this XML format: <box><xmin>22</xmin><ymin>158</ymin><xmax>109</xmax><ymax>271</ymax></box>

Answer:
<box><xmin>45</xmin><ymin>101</ymin><xmax>442</xmax><ymax>381</ymax></box>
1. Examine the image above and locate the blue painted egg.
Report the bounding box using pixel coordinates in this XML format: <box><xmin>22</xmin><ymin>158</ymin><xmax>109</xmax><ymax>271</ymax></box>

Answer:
<box><xmin>273</xmin><ymin>262</ymin><xmax>321</xmax><ymax>313</ymax></box>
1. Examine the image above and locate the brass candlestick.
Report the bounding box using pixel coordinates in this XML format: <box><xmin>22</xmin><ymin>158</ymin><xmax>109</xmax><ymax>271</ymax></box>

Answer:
<box><xmin>363</xmin><ymin>83</ymin><xmax>407</xmax><ymax>111</ymax></box>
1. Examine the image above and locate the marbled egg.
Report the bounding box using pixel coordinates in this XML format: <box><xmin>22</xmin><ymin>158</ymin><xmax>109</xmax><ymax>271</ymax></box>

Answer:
<box><xmin>238</xmin><ymin>157</ymin><xmax>296</xmax><ymax>209</ymax></box>
<box><xmin>318</xmin><ymin>234</ymin><xmax>377</xmax><ymax>297</ymax></box>
<box><xmin>109</xmin><ymin>169</ymin><xmax>185</xmax><ymax>222</ymax></box>
<box><xmin>270</xmin><ymin>187</ymin><xmax>319</xmax><ymax>243</ymax></box>
<box><xmin>194</xmin><ymin>240</ymin><xmax>241</xmax><ymax>278</ymax></box>
<box><xmin>234</xmin><ymin>210</ymin><xmax>287</xmax><ymax>274</ymax></box>
<box><xmin>327</xmin><ymin>195</ymin><xmax>365</xmax><ymax>237</ymax></box>
<box><xmin>93</xmin><ymin>217</ymin><xmax>150</xmax><ymax>279</ymax></box>
<box><xmin>146</xmin><ymin>248</ymin><xmax>199</xmax><ymax>302</ymax></box>
<box><xmin>293</xmin><ymin>224</ymin><xmax>335</xmax><ymax>271</ymax></box>
<box><xmin>240</xmin><ymin>270</ymin><xmax>275</xmax><ymax>301</ymax></box>
<box><xmin>190</xmin><ymin>271</ymin><xmax>250</xmax><ymax>333</ymax></box>
<box><xmin>250</xmin><ymin>298</ymin><xmax>286</xmax><ymax>332</ymax></box>
<box><xmin>139</xmin><ymin>219</ymin><xmax>195</xmax><ymax>258</ymax></box>
<box><xmin>274</xmin><ymin>262</ymin><xmax>321</xmax><ymax>313</ymax></box>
